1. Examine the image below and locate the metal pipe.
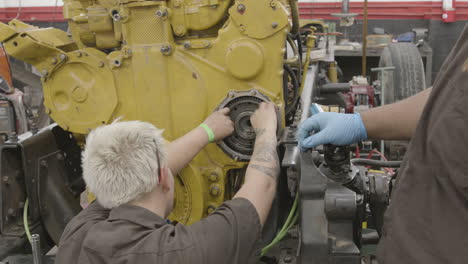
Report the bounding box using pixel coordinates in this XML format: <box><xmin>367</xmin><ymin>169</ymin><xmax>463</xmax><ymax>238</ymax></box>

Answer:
<box><xmin>362</xmin><ymin>0</ymin><xmax>369</xmax><ymax>76</ymax></box>
<box><xmin>370</xmin><ymin>66</ymin><xmax>396</xmax><ymax>72</ymax></box>
<box><xmin>300</xmin><ymin>65</ymin><xmax>319</xmax><ymax>123</ymax></box>
<box><xmin>319</xmin><ymin>83</ymin><xmax>351</xmax><ymax>93</ymax></box>
<box><xmin>282</xmin><ymin>34</ymin><xmax>320</xmax><ymax>168</ymax></box>
<box><xmin>342</xmin><ymin>0</ymin><xmax>350</xmax><ymax>14</ymax></box>
<box><xmin>31</xmin><ymin>234</ymin><xmax>42</xmax><ymax>264</ymax></box>
<box><xmin>285</xmin><ymin>65</ymin><xmax>319</xmax><ymax>167</ymax></box>
<box><xmin>284</xmin><ymin>35</ymin><xmax>300</xmax><ymax>67</ymax></box>
<box><xmin>351</xmin><ymin>158</ymin><xmax>402</xmax><ymax>168</ymax></box>
<box><xmin>371</xmin><ymin>66</ymin><xmax>395</xmax><ymax>158</ymax></box>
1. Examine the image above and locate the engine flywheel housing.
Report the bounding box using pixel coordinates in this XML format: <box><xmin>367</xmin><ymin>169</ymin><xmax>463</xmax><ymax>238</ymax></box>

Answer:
<box><xmin>216</xmin><ymin>89</ymin><xmax>274</xmax><ymax>161</ymax></box>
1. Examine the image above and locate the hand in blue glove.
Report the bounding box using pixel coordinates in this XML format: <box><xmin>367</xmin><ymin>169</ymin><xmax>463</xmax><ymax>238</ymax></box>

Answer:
<box><xmin>297</xmin><ymin>112</ymin><xmax>368</xmax><ymax>151</ymax></box>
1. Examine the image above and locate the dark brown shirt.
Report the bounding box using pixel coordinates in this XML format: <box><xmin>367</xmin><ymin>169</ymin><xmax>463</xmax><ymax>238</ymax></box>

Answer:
<box><xmin>377</xmin><ymin>25</ymin><xmax>468</xmax><ymax>263</ymax></box>
<box><xmin>55</xmin><ymin>198</ymin><xmax>262</xmax><ymax>264</ymax></box>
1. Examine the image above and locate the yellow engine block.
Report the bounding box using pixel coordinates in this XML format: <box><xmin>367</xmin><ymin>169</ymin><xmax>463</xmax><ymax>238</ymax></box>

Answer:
<box><xmin>0</xmin><ymin>0</ymin><xmax>294</xmax><ymax>225</ymax></box>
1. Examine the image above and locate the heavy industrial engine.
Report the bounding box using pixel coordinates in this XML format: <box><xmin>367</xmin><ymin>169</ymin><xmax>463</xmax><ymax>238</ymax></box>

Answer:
<box><xmin>0</xmin><ymin>0</ymin><xmax>398</xmax><ymax>263</ymax></box>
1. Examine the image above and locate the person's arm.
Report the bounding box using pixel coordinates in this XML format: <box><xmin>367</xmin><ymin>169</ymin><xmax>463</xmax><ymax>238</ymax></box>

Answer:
<box><xmin>181</xmin><ymin>104</ymin><xmax>277</xmax><ymax>263</ymax></box>
<box><xmin>234</xmin><ymin>102</ymin><xmax>279</xmax><ymax>226</ymax></box>
<box><xmin>298</xmin><ymin>88</ymin><xmax>432</xmax><ymax>149</ymax></box>
<box><xmin>165</xmin><ymin>108</ymin><xmax>234</xmax><ymax>175</ymax></box>
<box><xmin>362</xmin><ymin>87</ymin><xmax>431</xmax><ymax>140</ymax></box>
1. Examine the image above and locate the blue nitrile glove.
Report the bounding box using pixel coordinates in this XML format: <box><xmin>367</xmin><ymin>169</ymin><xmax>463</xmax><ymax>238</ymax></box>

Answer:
<box><xmin>297</xmin><ymin>112</ymin><xmax>368</xmax><ymax>151</ymax></box>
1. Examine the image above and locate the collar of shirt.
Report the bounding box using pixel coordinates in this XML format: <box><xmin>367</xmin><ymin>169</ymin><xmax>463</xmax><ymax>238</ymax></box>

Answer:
<box><xmin>108</xmin><ymin>204</ymin><xmax>166</xmax><ymax>229</ymax></box>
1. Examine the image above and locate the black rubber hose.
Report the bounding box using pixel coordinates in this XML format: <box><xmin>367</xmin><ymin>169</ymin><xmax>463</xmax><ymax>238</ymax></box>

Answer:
<box><xmin>289</xmin><ymin>0</ymin><xmax>300</xmax><ymax>35</ymax></box>
<box><xmin>294</xmin><ymin>33</ymin><xmax>303</xmax><ymax>84</ymax></box>
<box><xmin>351</xmin><ymin>158</ymin><xmax>402</xmax><ymax>168</ymax></box>
<box><xmin>283</xmin><ymin>65</ymin><xmax>299</xmax><ymax>117</ymax></box>
<box><xmin>296</xmin><ymin>33</ymin><xmax>303</xmax><ymax>62</ymax></box>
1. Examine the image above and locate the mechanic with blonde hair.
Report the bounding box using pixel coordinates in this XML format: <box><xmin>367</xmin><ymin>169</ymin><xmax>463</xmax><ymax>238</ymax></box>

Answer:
<box><xmin>55</xmin><ymin>102</ymin><xmax>279</xmax><ymax>264</ymax></box>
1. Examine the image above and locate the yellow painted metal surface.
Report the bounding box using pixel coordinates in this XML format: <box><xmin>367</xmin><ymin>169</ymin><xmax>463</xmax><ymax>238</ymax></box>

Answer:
<box><xmin>1</xmin><ymin>0</ymin><xmax>293</xmax><ymax>224</ymax></box>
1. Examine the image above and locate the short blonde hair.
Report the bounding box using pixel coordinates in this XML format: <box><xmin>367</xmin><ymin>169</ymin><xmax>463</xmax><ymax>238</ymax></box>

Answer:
<box><xmin>82</xmin><ymin>120</ymin><xmax>166</xmax><ymax>208</ymax></box>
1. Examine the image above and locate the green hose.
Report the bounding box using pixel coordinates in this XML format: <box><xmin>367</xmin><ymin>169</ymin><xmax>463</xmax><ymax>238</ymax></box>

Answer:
<box><xmin>23</xmin><ymin>198</ymin><xmax>32</xmax><ymax>243</ymax></box>
<box><xmin>261</xmin><ymin>193</ymin><xmax>299</xmax><ymax>256</ymax></box>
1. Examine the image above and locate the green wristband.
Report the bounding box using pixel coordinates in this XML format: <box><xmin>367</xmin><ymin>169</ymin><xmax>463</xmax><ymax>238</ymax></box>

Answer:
<box><xmin>199</xmin><ymin>123</ymin><xmax>215</xmax><ymax>143</ymax></box>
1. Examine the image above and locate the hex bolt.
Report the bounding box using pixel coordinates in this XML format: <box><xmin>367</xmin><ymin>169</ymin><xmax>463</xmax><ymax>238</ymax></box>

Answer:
<box><xmin>98</xmin><ymin>61</ymin><xmax>105</xmax><ymax>68</ymax></box>
<box><xmin>155</xmin><ymin>9</ymin><xmax>168</xmax><ymax>18</ymax></box>
<box><xmin>209</xmin><ymin>172</ymin><xmax>219</xmax><ymax>182</ymax></box>
<box><xmin>239</xmin><ymin>25</ymin><xmax>246</xmax><ymax>32</ymax></box>
<box><xmin>270</xmin><ymin>1</ymin><xmax>277</xmax><ymax>9</ymax></box>
<box><xmin>59</xmin><ymin>53</ymin><xmax>67</xmax><ymax>61</ymax></box>
<box><xmin>51</xmin><ymin>57</ymin><xmax>58</xmax><ymax>65</ymax></box>
<box><xmin>76</xmin><ymin>51</ymin><xmax>82</xmax><ymax>57</ymax></box>
<box><xmin>237</xmin><ymin>4</ymin><xmax>246</xmax><ymax>13</ymax></box>
<box><xmin>271</xmin><ymin>22</ymin><xmax>278</xmax><ymax>29</ymax></box>
<box><xmin>183</xmin><ymin>42</ymin><xmax>191</xmax><ymax>49</ymax></box>
<box><xmin>45</xmin><ymin>108</ymin><xmax>51</xmax><ymax>114</ymax></box>
<box><xmin>160</xmin><ymin>45</ymin><xmax>172</xmax><ymax>55</ymax></box>
<box><xmin>283</xmin><ymin>256</ymin><xmax>293</xmax><ymax>263</ymax></box>
<box><xmin>41</xmin><ymin>70</ymin><xmax>48</xmax><ymax>77</ymax></box>
<box><xmin>112</xmin><ymin>11</ymin><xmax>121</xmax><ymax>21</ymax></box>
<box><xmin>210</xmin><ymin>185</ymin><xmax>220</xmax><ymax>196</ymax></box>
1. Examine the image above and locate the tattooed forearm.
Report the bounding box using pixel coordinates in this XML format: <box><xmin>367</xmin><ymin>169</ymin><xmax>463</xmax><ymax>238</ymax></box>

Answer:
<box><xmin>250</xmin><ymin>164</ymin><xmax>279</xmax><ymax>180</ymax></box>
<box><xmin>253</xmin><ymin>141</ymin><xmax>279</xmax><ymax>164</ymax></box>
<box><xmin>250</xmin><ymin>136</ymin><xmax>279</xmax><ymax>180</ymax></box>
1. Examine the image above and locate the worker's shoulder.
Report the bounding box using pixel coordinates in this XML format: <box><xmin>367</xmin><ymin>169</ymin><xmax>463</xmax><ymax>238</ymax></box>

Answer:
<box><xmin>79</xmin><ymin>198</ymin><xmax>261</xmax><ymax>262</ymax></box>
<box><xmin>60</xmin><ymin>202</ymin><xmax>110</xmax><ymax>243</ymax></box>
<box><xmin>79</xmin><ymin>213</ymin><xmax>197</xmax><ymax>262</ymax></box>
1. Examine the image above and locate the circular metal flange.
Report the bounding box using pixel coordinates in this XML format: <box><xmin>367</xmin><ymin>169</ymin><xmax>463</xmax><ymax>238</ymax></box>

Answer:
<box><xmin>216</xmin><ymin>89</ymin><xmax>279</xmax><ymax>161</ymax></box>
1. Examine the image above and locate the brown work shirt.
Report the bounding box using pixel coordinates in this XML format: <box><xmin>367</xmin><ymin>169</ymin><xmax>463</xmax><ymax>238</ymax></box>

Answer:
<box><xmin>55</xmin><ymin>198</ymin><xmax>262</xmax><ymax>264</ymax></box>
<box><xmin>377</xmin><ymin>25</ymin><xmax>468</xmax><ymax>263</ymax></box>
